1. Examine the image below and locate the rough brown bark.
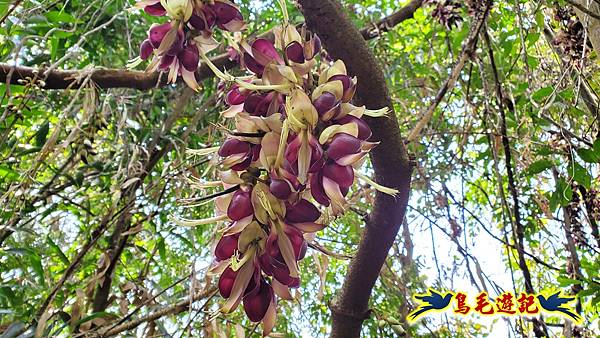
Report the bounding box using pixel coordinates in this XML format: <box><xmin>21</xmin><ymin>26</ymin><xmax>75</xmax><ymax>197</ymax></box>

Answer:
<box><xmin>0</xmin><ymin>54</ymin><xmax>234</xmax><ymax>90</ymax></box>
<box><xmin>298</xmin><ymin>1</ymin><xmax>413</xmax><ymax>337</ymax></box>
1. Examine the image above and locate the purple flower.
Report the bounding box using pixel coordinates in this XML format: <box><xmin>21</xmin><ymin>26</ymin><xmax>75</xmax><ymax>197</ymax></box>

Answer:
<box><xmin>243</xmin><ymin>278</ymin><xmax>274</xmax><ymax>322</ymax></box>
<box><xmin>283</xmin><ymin>133</ymin><xmax>324</xmax><ymax>182</ymax></box>
<box><xmin>218</xmin><ymin>138</ymin><xmax>260</xmax><ymax>171</ymax></box>
<box><xmin>243</xmin><ymin>91</ymin><xmax>283</xmax><ymax>117</ymax></box>
<box><xmin>189</xmin><ymin>4</ymin><xmax>216</xmax><ymax>32</ymax></box>
<box><xmin>284</xmin><ymin>33</ymin><xmax>321</xmax><ymax>63</ymax></box>
<box><xmin>210</xmin><ymin>0</ymin><xmax>245</xmax><ymax>32</ymax></box>
<box><xmin>215</xmin><ymin>233</ymin><xmax>240</xmax><ymax>261</ymax></box>
<box><xmin>242</xmin><ymin>39</ymin><xmax>284</xmax><ymax>76</ymax></box>
<box><xmin>136</xmin><ymin>0</ymin><xmax>166</xmax><ymax>16</ymax></box>
<box><xmin>227</xmin><ymin>188</ymin><xmax>254</xmax><ymax>221</ymax></box>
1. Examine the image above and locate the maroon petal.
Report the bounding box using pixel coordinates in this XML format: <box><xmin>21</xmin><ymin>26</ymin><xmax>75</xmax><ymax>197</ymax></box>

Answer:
<box><xmin>178</xmin><ymin>44</ymin><xmax>199</xmax><ymax>72</ymax></box>
<box><xmin>259</xmin><ymin>253</ymin><xmax>273</xmax><ymax>276</ymax></box>
<box><xmin>308</xmin><ymin>135</ymin><xmax>325</xmax><ymax>172</ymax></box>
<box><xmin>266</xmin><ymin>231</ymin><xmax>279</xmax><ymax>259</ymax></box>
<box><xmin>312</xmin><ymin>35</ymin><xmax>322</xmax><ymax>56</ymax></box>
<box><xmin>218</xmin><ymin>138</ymin><xmax>251</xmax><ymax>157</ymax></box>
<box><xmin>231</xmin><ymin>156</ymin><xmax>252</xmax><ymax>171</ymax></box>
<box><xmin>340</xmin><ymin>185</ymin><xmax>350</xmax><ymax>197</ymax></box>
<box><xmin>270</xmin><ymin>258</ymin><xmax>300</xmax><ymax>287</ymax></box>
<box><xmin>251</xmin><ymin>39</ymin><xmax>283</xmax><ymax>65</ymax></box>
<box><xmin>285</xmin><ymin>41</ymin><xmax>305</xmax><ymax>63</ymax></box>
<box><xmin>284</xmin><ymin>134</ymin><xmax>302</xmax><ymax>165</ymax></box>
<box><xmin>285</xmin><ymin>225</ymin><xmax>306</xmax><ymax>260</ymax></box>
<box><xmin>227</xmin><ymin>189</ymin><xmax>253</xmax><ymax>221</ymax></box>
<box><xmin>313</xmin><ymin>92</ymin><xmax>337</xmax><ymax>116</ymax></box>
<box><xmin>329</xmin><ymin>74</ymin><xmax>356</xmax><ymax>102</ymax></box>
<box><xmin>219</xmin><ymin>267</ymin><xmax>237</xmax><ymax>298</ymax></box>
<box><xmin>285</xmin><ymin>199</ymin><xmax>320</xmax><ymax>223</ymax></box>
<box><xmin>243</xmin><ymin>279</ymin><xmax>273</xmax><ymax>322</ymax></box>
<box><xmin>336</xmin><ymin>115</ymin><xmax>372</xmax><ymax>140</ymax></box>
<box><xmin>226</xmin><ymin>86</ymin><xmax>246</xmax><ymax>105</ymax></box>
<box><xmin>215</xmin><ymin>233</ymin><xmax>239</xmax><ymax>261</ymax></box>
<box><xmin>326</xmin><ymin>133</ymin><xmax>362</xmax><ymax>160</ymax></box>
<box><xmin>158</xmin><ymin>54</ymin><xmax>175</xmax><ymax>70</ymax></box>
<box><xmin>144</xmin><ymin>2</ymin><xmax>166</xmax><ymax>16</ymax></box>
<box><xmin>270</xmin><ymin>178</ymin><xmax>292</xmax><ymax>200</ymax></box>
<box><xmin>189</xmin><ymin>13</ymin><xmax>207</xmax><ymax>31</ymax></box>
<box><xmin>288</xmin><ymin>277</ymin><xmax>300</xmax><ymax>288</ymax></box>
<box><xmin>329</xmin><ymin>74</ymin><xmax>352</xmax><ymax>91</ymax></box>
<box><xmin>251</xmin><ymin>144</ymin><xmax>261</xmax><ymax>162</ymax></box>
<box><xmin>243</xmin><ymin>267</ymin><xmax>261</xmax><ymax>298</ymax></box>
<box><xmin>271</xmin><ymin>260</ymin><xmax>293</xmax><ymax>285</ymax></box>
<box><xmin>149</xmin><ymin>22</ymin><xmax>172</xmax><ymax>49</ymax></box>
<box><xmin>139</xmin><ymin>39</ymin><xmax>154</xmax><ymax>60</ymax></box>
<box><xmin>189</xmin><ymin>6</ymin><xmax>217</xmax><ymax>31</ymax></box>
<box><xmin>243</xmin><ymin>52</ymin><xmax>265</xmax><ymax>75</ymax></box>
<box><xmin>298</xmin><ymin>240</ymin><xmax>307</xmax><ymax>260</ymax></box>
<box><xmin>323</xmin><ymin>163</ymin><xmax>354</xmax><ymax>188</ymax></box>
<box><xmin>310</xmin><ymin>173</ymin><xmax>330</xmax><ymax>206</ymax></box>
<box><xmin>211</xmin><ymin>1</ymin><xmax>243</xmax><ymax>27</ymax></box>
<box><xmin>167</xmin><ymin>28</ymin><xmax>185</xmax><ymax>56</ymax></box>
<box><xmin>243</xmin><ymin>93</ymin><xmax>266</xmax><ymax>115</ymax></box>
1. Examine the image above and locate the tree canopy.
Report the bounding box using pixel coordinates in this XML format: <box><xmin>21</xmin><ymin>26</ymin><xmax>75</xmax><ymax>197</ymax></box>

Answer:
<box><xmin>0</xmin><ymin>0</ymin><xmax>599</xmax><ymax>337</ymax></box>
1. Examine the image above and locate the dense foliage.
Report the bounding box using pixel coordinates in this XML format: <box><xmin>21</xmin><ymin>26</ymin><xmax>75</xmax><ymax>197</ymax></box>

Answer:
<box><xmin>0</xmin><ymin>0</ymin><xmax>599</xmax><ymax>337</ymax></box>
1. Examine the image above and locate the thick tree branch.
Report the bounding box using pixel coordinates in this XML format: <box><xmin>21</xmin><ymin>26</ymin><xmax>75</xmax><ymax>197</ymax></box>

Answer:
<box><xmin>0</xmin><ymin>54</ymin><xmax>234</xmax><ymax>90</ymax></box>
<box><xmin>0</xmin><ymin>4</ymin><xmax>422</xmax><ymax>91</ymax></box>
<box><xmin>360</xmin><ymin>0</ymin><xmax>423</xmax><ymax>39</ymax></box>
<box><xmin>298</xmin><ymin>1</ymin><xmax>414</xmax><ymax>337</ymax></box>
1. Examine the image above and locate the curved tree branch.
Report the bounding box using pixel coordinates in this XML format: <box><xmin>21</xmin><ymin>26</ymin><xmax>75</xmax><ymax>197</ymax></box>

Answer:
<box><xmin>297</xmin><ymin>1</ymin><xmax>413</xmax><ymax>337</ymax></box>
<box><xmin>361</xmin><ymin>0</ymin><xmax>423</xmax><ymax>39</ymax></box>
<box><xmin>0</xmin><ymin>2</ymin><xmax>423</xmax><ymax>91</ymax></box>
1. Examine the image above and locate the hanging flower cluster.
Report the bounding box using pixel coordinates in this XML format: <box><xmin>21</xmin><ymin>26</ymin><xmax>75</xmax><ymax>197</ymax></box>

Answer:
<box><xmin>184</xmin><ymin>23</ymin><xmax>397</xmax><ymax>335</ymax></box>
<box><xmin>132</xmin><ymin>0</ymin><xmax>245</xmax><ymax>88</ymax></box>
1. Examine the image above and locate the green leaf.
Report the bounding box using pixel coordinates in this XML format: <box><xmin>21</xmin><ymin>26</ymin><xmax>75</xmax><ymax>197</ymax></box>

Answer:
<box><xmin>576</xmin><ymin>148</ymin><xmax>600</xmax><ymax>163</ymax></box>
<box><xmin>0</xmin><ymin>165</ymin><xmax>19</xmax><ymax>181</ymax></box>
<box><xmin>570</xmin><ymin>162</ymin><xmax>592</xmax><ymax>189</ymax></box>
<box><xmin>532</xmin><ymin>86</ymin><xmax>553</xmax><ymax>102</ymax></box>
<box><xmin>45</xmin><ymin>11</ymin><xmax>78</xmax><ymax>24</ymax></box>
<box><xmin>30</xmin><ymin>254</ymin><xmax>45</xmax><ymax>287</ymax></box>
<box><xmin>46</xmin><ymin>237</ymin><xmax>70</xmax><ymax>266</ymax></box>
<box><xmin>557</xmin><ymin>275</ymin><xmax>581</xmax><ymax>287</ymax></box>
<box><xmin>594</xmin><ymin>138</ymin><xmax>600</xmax><ymax>153</ymax></box>
<box><xmin>525</xmin><ymin>159</ymin><xmax>554</xmax><ymax>176</ymax></box>
<box><xmin>552</xmin><ymin>178</ymin><xmax>573</xmax><ymax>209</ymax></box>
<box><xmin>157</xmin><ymin>237</ymin><xmax>166</xmax><ymax>261</ymax></box>
<box><xmin>35</xmin><ymin>121</ymin><xmax>50</xmax><ymax>147</ymax></box>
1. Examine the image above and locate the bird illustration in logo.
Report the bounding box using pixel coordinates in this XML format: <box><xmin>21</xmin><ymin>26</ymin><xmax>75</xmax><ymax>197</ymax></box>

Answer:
<box><xmin>537</xmin><ymin>291</ymin><xmax>582</xmax><ymax>323</ymax></box>
<box><xmin>408</xmin><ymin>289</ymin><xmax>454</xmax><ymax>321</ymax></box>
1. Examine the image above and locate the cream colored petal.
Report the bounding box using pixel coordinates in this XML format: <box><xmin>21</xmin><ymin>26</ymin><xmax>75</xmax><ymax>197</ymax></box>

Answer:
<box><xmin>318</xmin><ymin>123</ymin><xmax>359</xmax><ymax>145</ymax></box>
<box><xmin>277</xmin><ymin>229</ymin><xmax>299</xmax><ymax>278</ymax></box>
<box><xmin>323</xmin><ymin>176</ymin><xmax>347</xmax><ymax>215</ymax></box>
<box><xmin>221</xmin><ymin>259</ymin><xmax>254</xmax><ymax>313</ymax></box>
